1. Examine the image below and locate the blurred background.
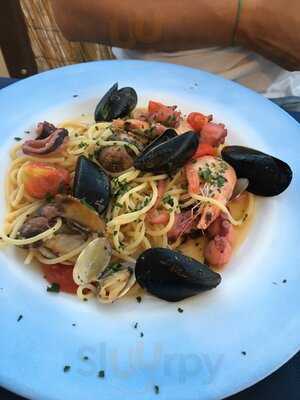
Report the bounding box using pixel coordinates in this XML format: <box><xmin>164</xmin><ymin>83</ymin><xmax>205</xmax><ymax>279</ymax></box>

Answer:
<box><xmin>0</xmin><ymin>0</ymin><xmax>114</xmax><ymax>79</ymax></box>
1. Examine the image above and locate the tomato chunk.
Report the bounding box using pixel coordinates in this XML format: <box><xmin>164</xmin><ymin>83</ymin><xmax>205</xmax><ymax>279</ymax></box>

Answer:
<box><xmin>42</xmin><ymin>263</ymin><xmax>78</xmax><ymax>294</ymax></box>
<box><xmin>192</xmin><ymin>143</ymin><xmax>215</xmax><ymax>159</ymax></box>
<box><xmin>148</xmin><ymin>100</ymin><xmax>181</xmax><ymax>127</ymax></box>
<box><xmin>148</xmin><ymin>101</ymin><xmax>164</xmax><ymax>113</ymax></box>
<box><xmin>187</xmin><ymin>112</ymin><xmax>211</xmax><ymax>132</ymax></box>
<box><xmin>23</xmin><ymin>162</ymin><xmax>70</xmax><ymax>199</ymax></box>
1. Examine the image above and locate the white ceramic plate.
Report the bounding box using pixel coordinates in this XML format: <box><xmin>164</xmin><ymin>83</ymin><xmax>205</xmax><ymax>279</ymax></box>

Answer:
<box><xmin>0</xmin><ymin>61</ymin><xmax>299</xmax><ymax>400</ymax></box>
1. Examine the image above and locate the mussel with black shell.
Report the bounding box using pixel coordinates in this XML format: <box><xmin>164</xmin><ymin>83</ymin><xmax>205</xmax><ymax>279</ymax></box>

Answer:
<box><xmin>73</xmin><ymin>155</ymin><xmax>111</xmax><ymax>213</ymax></box>
<box><xmin>95</xmin><ymin>83</ymin><xmax>138</xmax><ymax>122</ymax></box>
<box><xmin>221</xmin><ymin>146</ymin><xmax>292</xmax><ymax>196</ymax></box>
<box><xmin>134</xmin><ymin>131</ymin><xmax>199</xmax><ymax>174</ymax></box>
<box><xmin>135</xmin><ymin>248</ymin><xmax>221</xmax><ymax>302</ymax></box>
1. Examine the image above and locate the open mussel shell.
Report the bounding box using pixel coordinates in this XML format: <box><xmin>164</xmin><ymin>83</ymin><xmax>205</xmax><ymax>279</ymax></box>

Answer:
<box><xmin>221</xmin><ymin>146</ymin><xmax>293</xmax><ymax>196</ymax></box>
<box><xmin>134</xmin><ymin>131</ymin><xmax>199</xmax><ymax>174</ymax></box>
<box><xmin>141</xmin><ymin>128</ymin><xmax>178</xmax><ymax>154</ymax></box>
<box><xmin>73</xmin><ymin>237</ymin><xmax>112</xmax><ymax>285</ymax></box>
<box><xmin>94</xmin><ymin>83</ymin><xmax>138</xmax><ymax>122</ymax></box>
<box><xmin>135</xmin><ymin>248</ymin><xmax>221</xmax><ymax>302</ymax></box>
<box><xmin>73</xmin><ymin>155</ymin><xmax>111</xmax><ymax>213</ymax></box>
<box><xmin>97</xmin><ymin>262</ymin><xmax>136</xmax><ymax>303</ymax></box>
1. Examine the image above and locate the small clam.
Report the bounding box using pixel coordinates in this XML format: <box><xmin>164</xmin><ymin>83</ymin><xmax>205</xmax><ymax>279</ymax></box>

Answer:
<box><xmin>94</xmin><ymin>83</ymin><xmax>138</xmax><ymax>122</ymax></box>
<box><xmin>134</xmin><ymin>131</ymin><xmax>199</xmax><ymax>174</ymax></box>
<box><xmin>222</xmin><ymin>146</ymin><xmax>292</xmax><ymax>196</ymax></box>
<box><xmin>97</xmin><ymin>262</ymin><xmax>136</xmax><ymax>303</ymax></box>
<box><xmin>73</xmin><ymin>237</ymin><xmax>112</xmax><ymax>285</ymax></box>
<box><xmin>73</xmin><ymin>156</ymin><xmax>111</xmax><ymax>213</ymax></box>
<box><xmin>135</xmin><ymin>248</ymin><xmax>221</xmax><ymax>302</ymax></box>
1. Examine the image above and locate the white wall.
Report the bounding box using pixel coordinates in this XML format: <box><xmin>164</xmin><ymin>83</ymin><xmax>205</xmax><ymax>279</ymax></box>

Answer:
<box><xmin>0</xmin><ymin>49</ymin><xmax>9</xmax><ymax>77</ymax></box>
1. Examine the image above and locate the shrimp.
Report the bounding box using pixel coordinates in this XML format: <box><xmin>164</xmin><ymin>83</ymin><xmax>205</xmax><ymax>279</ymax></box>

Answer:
<box><xmin>185</xmin><ymin>156</ymin><xmax>236</xmax><ymax>230</ymax></box>
<box><xmin>112</xmin><ymin>119</ymin><xmax>149</xmax><ymax>131</ymax></box>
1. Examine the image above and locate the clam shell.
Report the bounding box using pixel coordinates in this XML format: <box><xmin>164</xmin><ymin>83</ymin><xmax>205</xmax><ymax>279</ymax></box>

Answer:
<box><xmin>73</xmin><ymin>237</ymin><xmax>112</xmax><ymax>285</ymax></box>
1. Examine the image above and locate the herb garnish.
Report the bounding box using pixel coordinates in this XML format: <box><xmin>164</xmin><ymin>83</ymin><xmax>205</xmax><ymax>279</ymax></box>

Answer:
<box><xmin>136</xmin><ymin>296</ymin><xmax>142</xmax><ymax>303</ymax></box>
<box><xmin>45</xmin><ymin>192</ymin><xmax>54</xmax><ymax>202</ymax></box>
<box><xmin>134</xmin><ymin>322</ymin><xmax>138</xmax><ymax>329</ymax></box>
<box><xmin>112</xmin><ymin>178</ymin><xmax>130</xmax><ymax>197</ymax></box>
<box><xmin>63</xmin><ymin>365</ymin><xmax>71</xmax><ymax>372</ymax></box>
<box><xmin>163</xmin><ymin>195</ymin><xmax>174</xmax><ymax>207</ymax></box>
<box><xmin>78</xmin><ymin>142</ymin><xmax>88</xmax><ymax>149</ymax></box>
<box><xmin>47</xmin><ymin>282</ymin><xmax>60</xmax><ymax>293</ymax></box>
<box><xmin>17</xmin><ymin>314</ymin><xmax>23</xmax><ymax>322</ymax></box>
<box><xmin>98</xmin><ymin>370</ymin><xmax>105</xmax><ymax>378</ymax></box>
<box><xmin>140</xmin><ymin>332</ymin><xmax>144</xmax><ymax>338</ymax></box>
<box><xmin>283</xmin><ymin>279</ymin><xmax>287</xmax><ymax>283</ymax></box>
<box><xmin>177</xmin><ymin>307</ymin><xmax>184</xmax><ymax>313</ymax></box>
<box><xmin>14</xmin><ymin>137</ymin><xmax>22</xmax><ymax>141</ymax></box>
<box><xmin>83</xmin><ymin>356</ymin><xmax>89</xmax><ymax>361</ymax></box>
<box><xmin>241</xmin><ymin>351</ymin><xmax>247</xmax><ymax>356</ymax></box>
<box><xmin>154</xmin><ymin>385</ymin><xmax>160</xmax><ymax>395</ymax></box>
<box><xmin>108</xmin><ymin>262</ymin><xmax>122</xmax><ymax>273</ymax></box>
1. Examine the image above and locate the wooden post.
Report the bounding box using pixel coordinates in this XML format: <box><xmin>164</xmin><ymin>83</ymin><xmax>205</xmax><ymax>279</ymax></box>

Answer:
<box><xmin>0</xmin><ymin>0</ymin><xmax>38</xmax><ymax>78</ymax></box>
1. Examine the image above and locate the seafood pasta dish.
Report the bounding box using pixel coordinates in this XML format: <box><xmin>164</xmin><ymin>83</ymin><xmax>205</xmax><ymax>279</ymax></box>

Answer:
<box><xmin>1</xmin><ymin>83</ymin><xmax>292</xmax><ymax>303</ymax></box>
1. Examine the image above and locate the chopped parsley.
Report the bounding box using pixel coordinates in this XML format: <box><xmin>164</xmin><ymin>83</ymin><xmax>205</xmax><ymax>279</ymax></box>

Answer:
<box><xmin>73</xmin><ymin>94</ymin><xmax>79</xmax><ymax>98</ymax></box>
<box><xmin>63</xmin><ymin>365</ymin><xmax>71</xmax><ymax>373</ymax></box>
<box><xmin>199</xmin><ymin>163</ymin><xmax>228</xmax><ymax>189</ymax></box>
<box><xmin>78</xmin><ymin>141</ymin><xmax>88</xmax><ymax>149</ymax></box>
<box><xmin>45</xmin><ymin>192</ymin><xmax>54</xmax><ymax>202</ymax></box>
<box><xmin>134</xmin><ymin>196</ymin><xmax>151</xmax><ymax>212</ymax></box>
<box><xmin>17</xmin><ymin>314</ymin><xmax>23</xmax><ymax>322</ymax></box>
<box><xmin>14</xmin><ymin>137</ymin><xmax>22</xmax><ymax>141</ymax></box>
<box><xmin>154</xmin><ymin>385</ymin><xmax>160</xmax><ymax>395</ymax></box>
<box><xmin>165</xmin><ymin>114</ymin><xmax>177</xmax><ymax>126</ymax></box>
<box><xmin>163</xmin><ymin>195</ymin><xmax>174</xmax><ymax>207</ymax></box>
<box><xmin>134</xmin><ymin>322</ymin><xmax>138</xmax><ymax>329</ymax></box>
<box><xmin>72</xmin><ymin>323</ymin><xmax>76</xmax><ymax>327</ymax></box>
<box><xmin>83</xmin><ymin>356</ymin><xmax>89</xmax><ymax>361</ymax></box>
<box><xmin>136</xmin><ymin>296</ymin><xmax>142</xmax><ymax>303</ymax></box>
<box><xmin>177</xmin><ymin>307</ymin><xmax>184</xmax><ymax>313</ymax></box>
<box><xmin>283</xmin><ymin>279</ymin><xmax>287</xmax><ymax>283</ymax></box>
<box><xmin>109</xmin><ymin>262</ymin><xmax>122</xmax><ymax>273</ymax></box>
<box><xmin>98</xmin><ymin>370</ymin><xmax>105</xmax><ymax>378</ymax></box>
<box><xmin>112</xmin><ymin>178</ymin><xmax>130</xmax><ymax>197</ymax></box>
<box><xmin>47</xmin><ymin>282</ymin><xmax>60</xmax><ymax>293</ymax></box>
<box><xmin>114</xmin><ymin>201</ymin><xmax>123</xmax><ymax>208</ymax></box>
<box><xmin>241</xmin><ymin>351</ymin><xmax>247</xmax><ymax>356</ymax></box>
<box><xmin>24</xmin><ymin>130</ymin><xmax>30</xmax><ymax>134</ymax></box>
<box><xmin>140</xmin><ymin>332</ymin><xmax>144</xmax><ymax>338</ymax></box>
